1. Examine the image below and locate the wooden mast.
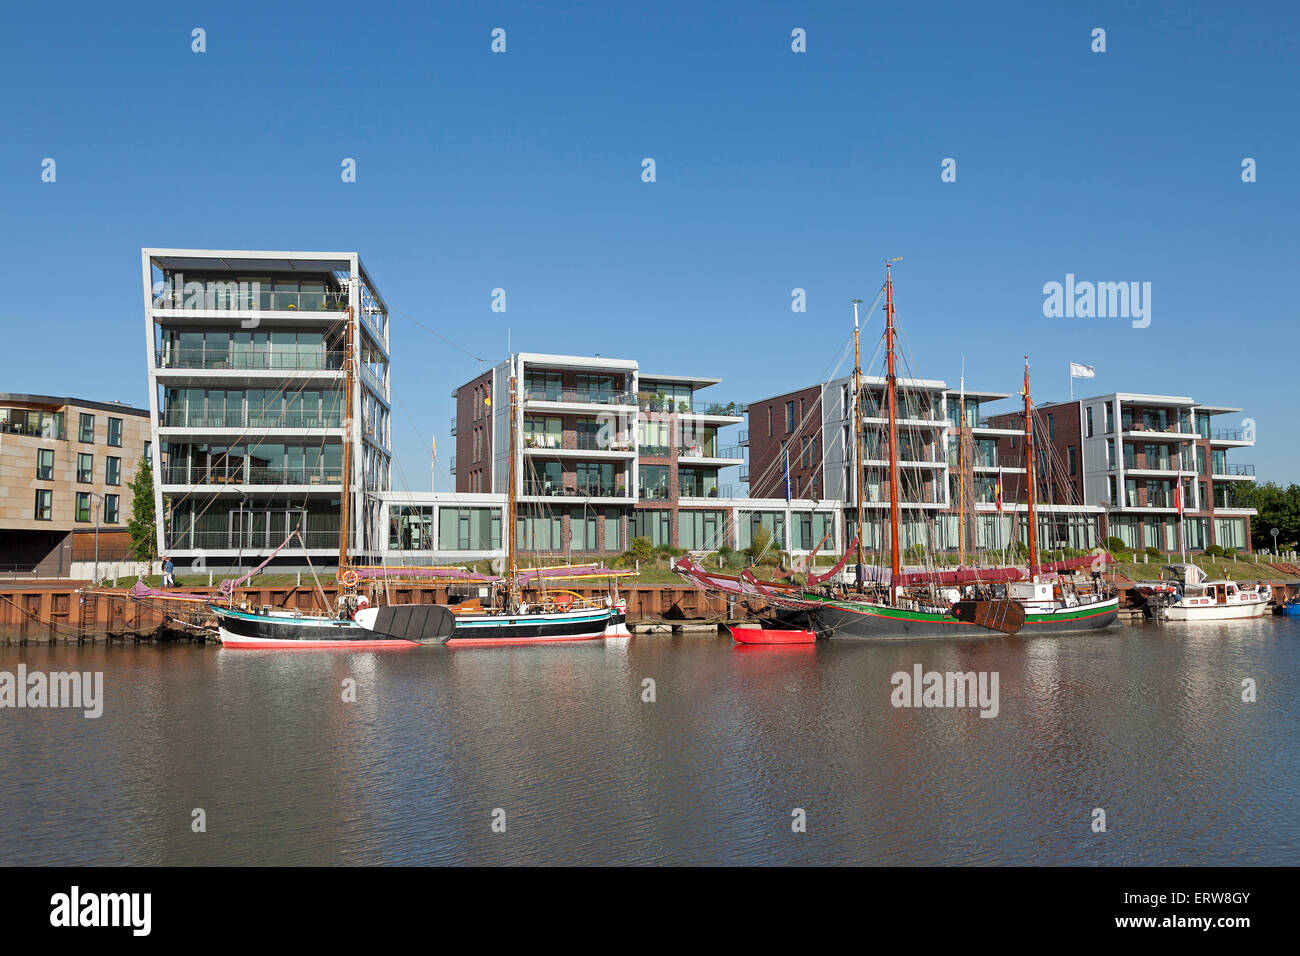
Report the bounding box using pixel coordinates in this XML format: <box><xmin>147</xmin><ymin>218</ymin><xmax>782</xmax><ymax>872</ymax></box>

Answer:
<box><xmin>884</xmin><ymin>260</ymin><xmax>902</xmax><ymax>605</ymax></box>
<box><xmin>505</xmin><ymin>366</ymin><xmax>519</xmax><ymax>613</ymax></box>
<box><xmin>958</xmin><ymin>368</ymin><xmax>966</xmax><ymax>565</ymax></box>
<box><xmin>336</xmin><ymin>304</ymin><xmax>354</xmax><ymax>599</ymax></box>
<box><xmin>1022</xmin><ymin>356</ymin><xmax>1039</xmax><ymax>579</ymax></box>
<box><xmin>852</xmin><ymin>298</ymin><xmax>865</xmax><ymax>587</ymax></box>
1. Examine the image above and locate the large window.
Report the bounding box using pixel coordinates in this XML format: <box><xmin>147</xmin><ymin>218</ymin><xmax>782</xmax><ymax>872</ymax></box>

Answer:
<box><xmin>77</xmin><ymin>453</ymin><xmax>93</xmax><ymax>483</ymax></box>
<box><xmin>438</xmin><ymin>506</ymin><xmax>501</xmax><ymax>551</ymax></box>
<box><xmin>570</xmin><ymin>510</ymin><xmax>598</xmax><ymax>551</ymax></box>
<box><xmin>785</xmin><ymin>401</ymin><xmax>796</xmax><ymax>433</ymax></box>
<box><xmin>604</xmin><ymin>509</ymin><xmax>622</xmax><ymax>551</ymax></box>
<box><xmin>640</xmin><ymin>464</ymin><xmax>669</xmax><ymax>500</ymax></box>
<box><xmin>1</xmin><ymin>408</ymin><xmax>65</xmax><ymax>438</ymax></box>
<box><xmin>34</xmin><ymin>489</ymin><xmax>52</xmax><ymax>521</ymax></box>
<box><xmin>524</xmin><ymin>417</ymin><xmax>562</xmax><ymax>448</ymax></box>
<box><xmin>638</xmin><ymin>420</ymin><xmax>670</xmax><ymax>456</ymax></box>
<box><xmin>107</xmin><ymin>417</ymin><xmax>123</xmax><ymax>446</ymax></box>
<box><xmin>679</xmin><ymin>510</ymin><xmax>724</xmax><ymax>550</ymax></box>
<box><xmin>76</xmin><ymin>492</ymin><xmax>92</xmax><ymax>522</ymax></box>
<box><xmin>518</xmin><ymin>514</ymin><xmax>562</xmax><ymax>551</ymax></box>
<box><xmin>792</xmin><ymin>512</ymin><xmax>834</xmax><ymax>551</ymax></box>
<box><xmin>104</xmin><ymin>494</ymin><xmax>120</xmax><ymax>525</ymax></box>
<box><xmin>632</xmin><ymin>509</ymin><xmax>671</xmax><ymax>547</ymax></box>
<box><xmin>79</xmin><ymin>413</ymin><xmax>94</xmax><ymax>443</ymax></box>
<box><xmin>679</xmin><ymin>467</ymin><xmax>719</xmax><ymax>498</ymax></box>
<box><xmin>36</xmin><ymin>448</ymin><xmax>54</xmax><ymax>481</ymax></box>
<box><xmin>738</xmin><ymin>511</ymin><xmax>785</xmax><ymax>550</ymax></box>
<box><xmin>106</xmin><ymin>456</ymin><xmax>121</xmax><ymax>486</ymax></box>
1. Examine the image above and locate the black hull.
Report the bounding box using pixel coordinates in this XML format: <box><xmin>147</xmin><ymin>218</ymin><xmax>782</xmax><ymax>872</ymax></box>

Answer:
<box><xmin>781</xmin><ymin>601</ymin><xmax>1120</xmax><ymax>641</ymax></box>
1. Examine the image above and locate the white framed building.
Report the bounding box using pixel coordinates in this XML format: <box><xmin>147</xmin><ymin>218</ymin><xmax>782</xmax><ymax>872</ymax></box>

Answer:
<box><xmin>142</xmin><ymin>248</ymin><xmax>391</xmax><ymax>569</ymax></box>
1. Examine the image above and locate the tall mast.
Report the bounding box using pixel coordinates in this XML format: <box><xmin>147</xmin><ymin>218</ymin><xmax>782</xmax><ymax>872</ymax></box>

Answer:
<box><xmin>958</xmin><ymin>364</ymin><xmax>966</xmax><ymax>565</ymax></box>
<box><xmin>336</xmin><ymin>304</ymin><xmax>355</xmax><ymax>598</ymax></box>
<box><xmin>506</xmin><ymin>365</ymin><xmax>519</xmax><ymax>613</ymax></box>
<box><xmin>884</xmin><ymin>260</ymin><xmax>902</xmax><ymax>604</ymax></box>
<box><xmin>1022</xmin><ymin>356</ymin><xmax>1039</xmax><ymax>579</ymax></box>
<box><xmin>852</xmin><ymin>298</ymin><xmax>865</xmax><ymax>586</ymax></box>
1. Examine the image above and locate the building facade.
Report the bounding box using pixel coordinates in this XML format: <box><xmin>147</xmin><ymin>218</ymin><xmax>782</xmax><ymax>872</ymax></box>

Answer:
<box><xmin>744</xmin><ymin>372</ymin><xmax>1106</xmax><ymax>557</ymax></box>
<box><xmin>986</xmin><ymin>393</ymin><xmax>1257</xmax><ymax>552</ymax></box>
<box><xmin>143</xmin><ymin>249</ymin><xmax>392</xmax><ymax>570</ymax></box>
<box><xmin>1</xmin><ymin>394</ymin><xmax>150</xmax><ymax>576</ymax></box>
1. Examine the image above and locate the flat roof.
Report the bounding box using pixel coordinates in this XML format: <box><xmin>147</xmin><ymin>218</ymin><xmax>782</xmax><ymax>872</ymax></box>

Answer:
<box><xmin>639</xmin><ymin>373</ymin><xmax>723</xmax><ymax>389</ymax></box>
<box><xmin>145</xmin><ymin>248</ymin><xmax>356</xmax><ymax>274</ymax></box>
<box><xmin>0</xmin><ymin>393</ymin><xmax>149</xmax><ymax>416</ymax></box>
<box><xmin>1195</xmin><ymin>404</ymin><xmax>1243</xmax><ymax>415</ymax></box>
<box><xmin>515</xmin><ymin>352</ymin><xmax>638</xmax><ymax>371</ymax></box>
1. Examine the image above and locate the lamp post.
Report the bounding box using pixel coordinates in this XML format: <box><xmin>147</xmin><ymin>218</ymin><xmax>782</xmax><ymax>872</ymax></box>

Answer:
<box><xmin>86</xmin><ymin>491</ymin><xmax>105</xmax><ymax>585</ymax></box>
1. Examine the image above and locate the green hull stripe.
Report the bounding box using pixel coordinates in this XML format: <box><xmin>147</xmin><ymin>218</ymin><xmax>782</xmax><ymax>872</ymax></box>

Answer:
<box><xmin>802</xmin><ymin>595</ymin><xmax>1118</xmax><ymax>625</ymax></box>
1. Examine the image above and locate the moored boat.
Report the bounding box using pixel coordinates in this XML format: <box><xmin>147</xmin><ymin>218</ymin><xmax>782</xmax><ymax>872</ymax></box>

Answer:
<box><xmin>1135</xmin><ymin>564</ymin><xmax>1271</xmax><ymax>621</ymax></box>
<box><xmin>727</xmin><ymin>624</ymin><xmax>817</xmax><ymax>644</ymax></box>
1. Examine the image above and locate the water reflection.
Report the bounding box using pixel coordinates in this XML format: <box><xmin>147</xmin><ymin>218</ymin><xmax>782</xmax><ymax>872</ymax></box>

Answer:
<box><xmin>0</xmin><ymin>619</ymin><xmax>1296</xmax><ymax>865</ymax></box>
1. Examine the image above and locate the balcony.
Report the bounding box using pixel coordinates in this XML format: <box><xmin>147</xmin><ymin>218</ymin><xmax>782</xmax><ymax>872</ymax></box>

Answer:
<box><xmin>160</xmin><ymin>409</ymin><xmax>343</xmax><ymax>430</ymax></box>
<box><xmin>680</xmin><ymin>483</ymin><xmax>735</xmax><ymax>499</ymax></box>
<box><xmin>638</xmin><ymin>397</ymin><xmax>745</xmax><ymax>417</ymax></box>
<box><xmin>154</xmin><ymin>289</ymin><xmax>348</xmax><ymax>313</ymax></box>
<box><xmin>521</xmin><ymin>480</ymin><xmax>629</xmax><ymax>498</ymax></box>
<box><xmin>1209</xmin><ymin>427</ymin><xmax>1251</xmax><ymax>445</ymax></box>
<box><xmin>679</xmin><ymin>444</ymin><xmax>744</xmax><ymax>462</ymax></box>
<box><xmin>449</xmin><ymin>455</ymin><xmax>456</xmax><ymax>474</ymax></box>
<box><xmin>525</xmin><ymin>388</ymin><xmax>637</xmax><ymax>407</ymax></box>
<box><xmin>639</xmin><ymin>444</ymin><xmax>671</xmax><ymax>457</ymax></box>
<box><xmin>1213</xmin><ymin>463</ymin><xmax>1255</xmax><ymax>479</ymax></box>
<box><xmin>449</xmin><ymin>416</ymin><xmax>457</xmax><ymax>436</ymax></box>
<box><xmin>155</xmin><ymin>348</ymin><xmax>344</xmax><ymax>372</ymax></box>
<box><xmin>162</xmin><ymin>464</ymin><xmax>342</xmax><ymax>486</ymax></box>
<box><xmin>738</xmin><ymin>428</ymin><xmax>749</xmax><ymax>446</ymax></box>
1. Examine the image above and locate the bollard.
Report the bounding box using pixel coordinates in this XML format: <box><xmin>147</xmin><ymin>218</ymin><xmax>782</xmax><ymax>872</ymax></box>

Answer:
<box><xmin>209</xmin><ymin>570</ymin><xmax>213</xmax><ymax>586</ymax></box>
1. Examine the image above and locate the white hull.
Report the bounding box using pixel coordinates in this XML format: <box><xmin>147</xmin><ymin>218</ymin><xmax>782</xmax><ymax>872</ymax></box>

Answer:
<box><xmin>1164</xmin><ymin>599</ymin><xmax>1271</xmax><ymax>621</ymax></box>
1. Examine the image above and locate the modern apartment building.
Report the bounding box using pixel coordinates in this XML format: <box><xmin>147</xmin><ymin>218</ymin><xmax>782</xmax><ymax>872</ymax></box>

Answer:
<box><xmin>985</xmin><ymin>393</ymin><xmax>1257</xmax><ymax>552</ymax></box>
<box><xmin>384</xmin><ymin>351</ymin><xmax>762</xmax><ymax>561</ymax></box>
<box><xmin>143</xmin><ymin>249</ymin><xmax>392</xmax><ymax>570</ymax></box>
<box><xmin>0</xmin><ymin>394</ymin><xmax>150</xmax><ymax>576</ymax></box>
<box><xmin>744</xmin><ymin>373</ymin><xmax>1107</xmax><ymax>555</ymax></box>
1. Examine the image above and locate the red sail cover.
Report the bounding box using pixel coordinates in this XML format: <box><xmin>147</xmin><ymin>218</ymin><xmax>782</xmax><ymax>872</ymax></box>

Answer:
<box><xmin>807</xmin><ymin>535</ymin><xmax>859</xmax><ymax>585</ymax></box>
<box><xmin>895</xmin><ymin>567</ymin><xmax>1025</xmax><ymax>586</ymax></box>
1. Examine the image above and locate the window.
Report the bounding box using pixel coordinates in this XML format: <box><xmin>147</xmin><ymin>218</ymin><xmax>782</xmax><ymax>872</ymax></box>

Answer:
<box><xmin>1068</xmin><ymin>446</ymin><xmax>1077</xmax><ymax>476</ymax></box>
<box><xmin>639</xmin><ymin>464</ymin><xmax>670</xmax><ymax>500</ymax></box>
<box><xmin>767</xmin><ymin>405</ymin><xmax>773</xmax><ymax>438</ymax></box>
<box><xmin>76</xmin><ymin>492</ymin><xmax>92</xmax><ymax>522</ymax></box>
<box><xmin>785</xmin><ymin>401</ymin><xmax>796</xmax><ymax>433</ymax></box>
<box><xmin>104</xmin><ymin>494</ymin><xmax>120</xmax><ymax>524</ymax></box>
<box><xmin>144</xmin><ymin>441</ymin><xmax>152</xmax><ymax>462</ymax></box>
<box><xmin>604</xmin><ymin>509</ymin><xmax>622</xmax><ymax>551</ymax></box>
<box><xmin>801</xmin><ymin>436</ymin><xmax>809</xmax><ymax>467</ymax></box>
<box><xmin>106</xmin><ymin>456</ymin><xmax>121</xmax><ymax>486</ymax></box>
<box><xmin>1048</xmin><ymin>413</ymin><xmax>1055</xmax><ymax>439</ymax></box>
<box><xmin>107</xmin><ymin>417</ymin><xmax>123</xmax><ymax>446</ymax></box>
<box><xmin>79</xmin><ymin>413</ymin><xmax>95</xmax><ymax>443</ymax></box>
<box><xmin>1086</xmin><ymin>406</ymin><xmax>1094</xmax><ymax>437</ymax></box>
<box><xmin>34</xmin><ymin>489</ymin><xmax>52</xmax><ymax>520</ymax></box>
<box><xmin>1108</xmin><ymin>475</ymin><xmax>1117</xmax><ymax>505</ymax></box>
<box><xmin>77</xmin><ymin>453</ymin><xmax>93</xmax><ymax>483</ymax></box>
<box><xmin>36</xmin><ymin>448</ymin><xmax>54</xmax><ymax>480</ymax></box>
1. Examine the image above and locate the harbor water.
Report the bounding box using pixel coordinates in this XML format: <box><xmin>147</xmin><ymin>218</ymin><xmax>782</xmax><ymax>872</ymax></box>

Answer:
<box><xmin>1</xmin><ymin>618</ymin><xmax>1296</xmax><ymax>865</ymax></box>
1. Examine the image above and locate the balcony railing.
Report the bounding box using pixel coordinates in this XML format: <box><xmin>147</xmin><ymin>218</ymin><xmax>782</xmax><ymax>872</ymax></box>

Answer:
<box><xmin>156</xmin><ymin>348</ymin><xmax>344</xmax><ymax>372</ymax></box>
<box><xmin>1217</xmin><ymin>463</ymin><xmax>1255</xmax><ymax>476</ymax></box>
<box><xmin>637</xmin><ymin>397</ymin><xmax>745</xmax><ymax>416</ymax></box>
<box><xmin>166</xmin><ymin>528</ymin><xmax>339</xmax><ymax>550</ymax></box>
<box><xmin>449</xmin><ymin>455</ymin><xmax>456</xmax><ymax>474</ymax></box>
<box><xmin>575</xmin><ymin>434</ymin><xmax>634</xmax><ymax>451</ymax></box>
<box><xmin>738</xmin><ymin>428</ymin><xmax>749</xmax><ymax>444</ymax></box>
<box><xmin>161</xmin><ymin>410</ymin><xmax>343</xmax><ymax>429</ymax></box>
<box><xmin>639</xmin><ymin>444</ymin><xmax>671</xmax><ymax>457</ymax></box>
<box><xmin>522</xmin><ymin>481</ymin><xmax>628</xmax><ymax>497</ymax></box>
<box><xmin>680</xmin><ymin>484</ymin><xmax>734</xmax><ymax>499</ymax></box>
<box><xmin>449</xmin><ymin>416</ymin><xmax>457</xmax><ymax>436</ymax></box>
<box><xmin>1211</xmin><ymin>428</ymin><xmax>1246</xmax><ymax>441</ymax></box>
<box><xmin>154</xmin><ymin>290</ymin><xmax>348</xmax><ymax>312</ymax></box>
<box><xmin>525</xmin><ymin>388</ymin><xmax>637</xmax><ymax>406</ymax></box>
<box><xmin>162</xmin><ymin>465</ymin><xmax>342</xmax><ymax>486</ymax></box>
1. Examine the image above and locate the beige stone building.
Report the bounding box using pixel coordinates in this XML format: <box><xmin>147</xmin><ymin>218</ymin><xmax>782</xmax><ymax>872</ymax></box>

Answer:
<box><xmin>0</xmin><ymin>394</ymin><xmax>151</xmax><ymax>576</ymax></box>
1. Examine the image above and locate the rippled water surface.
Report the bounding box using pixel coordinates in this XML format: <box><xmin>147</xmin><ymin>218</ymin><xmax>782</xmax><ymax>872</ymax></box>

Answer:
<box><xmin>1</xmin><ymin>618</ymin><xmax>1296</xmax><ymax>865</ymax></box>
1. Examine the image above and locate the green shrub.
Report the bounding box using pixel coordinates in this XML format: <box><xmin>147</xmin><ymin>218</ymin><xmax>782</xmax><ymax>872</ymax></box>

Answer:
<box><xmin>1105</xmin><ymin>536</ymin><xmax>1127</xmax><ymax>553</ymax></box>
<box><xmin>628</xmin><ymin>536</ymin><xmax>655</xmax><ymax>562</ymax></box>
<box><xmin>1205</xmin><ymin>545</ymin><xmax>1224</xmax><ymax>558</ymax></box>
<box><xmin>1145</xmin><ymin>547</ymin><xmax>1163</xmax><ymax>558</ymax></box>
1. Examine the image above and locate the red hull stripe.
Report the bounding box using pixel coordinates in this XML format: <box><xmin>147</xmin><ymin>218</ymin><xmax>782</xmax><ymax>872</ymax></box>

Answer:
<box><xmin>446</xmin><ymin>632</ymin><xmax>606</xmax><ymax>647</ymax></box>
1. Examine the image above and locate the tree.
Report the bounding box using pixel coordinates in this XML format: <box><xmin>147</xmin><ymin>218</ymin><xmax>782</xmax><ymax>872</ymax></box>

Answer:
<box><xmin>1232</xmin><ymin>481</ymin><xmax>1300</xmax><ymax>550</ymax></box>
<box><xmin>127</xmin><ymin>455</ymin><xmax>157</xmax><ymax>562</ymax></box>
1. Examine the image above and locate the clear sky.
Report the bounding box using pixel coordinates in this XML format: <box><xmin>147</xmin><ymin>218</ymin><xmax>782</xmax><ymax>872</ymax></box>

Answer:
<box><xmin>2</xmin><ymin>0</ymin><xmax>1296</xmax><ymax>493</ymax></box>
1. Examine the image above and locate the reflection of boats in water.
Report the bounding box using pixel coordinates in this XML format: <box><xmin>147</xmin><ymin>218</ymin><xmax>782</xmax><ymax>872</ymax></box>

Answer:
<box><xmin>1134</xmin><ymin>563</ymin><xmax>1271</xmax><ymax>621</ymax></box>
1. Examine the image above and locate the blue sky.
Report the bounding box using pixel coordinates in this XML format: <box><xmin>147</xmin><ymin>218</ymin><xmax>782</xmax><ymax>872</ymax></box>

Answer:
<box><xmin>2</xmin><ymin>0</ymin><xmax>1296</xmax><ymax>491</ymax></box>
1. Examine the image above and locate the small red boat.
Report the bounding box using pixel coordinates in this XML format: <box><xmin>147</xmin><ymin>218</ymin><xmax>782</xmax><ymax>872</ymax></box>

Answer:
<box><xmin>728</xmin><ymin>625</ymin><xmax>817</xmax><ymax>645</ymax></box>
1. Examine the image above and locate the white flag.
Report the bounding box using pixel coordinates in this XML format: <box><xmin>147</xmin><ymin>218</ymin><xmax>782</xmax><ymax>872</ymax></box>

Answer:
<box><xmin>1070</xmin><ymin>362</ymin><xmax>1095</xmax><ymax>379</ymax></box>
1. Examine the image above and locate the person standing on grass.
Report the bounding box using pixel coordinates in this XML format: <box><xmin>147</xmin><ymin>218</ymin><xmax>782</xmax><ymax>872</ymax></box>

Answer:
<box><xmin>162</xmin><ymin>556</ymin><xmax>175</xmax><ymax>588</ymax></box>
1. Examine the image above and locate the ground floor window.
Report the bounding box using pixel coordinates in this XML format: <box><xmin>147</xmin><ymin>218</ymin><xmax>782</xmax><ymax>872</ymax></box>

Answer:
<box><xmin>679</xmin><ymin>510</ymin><xmax>725</xmax><ymax>551</ymax></box>
<box><xmin>604</xmin><ymin>509</ymin><xmax>622</xmax><ymax>551</ymax></box>
<box><xmin>518</xmin><ymin>514</ymin><xmax>562</xmax><ymax>552</ymax></box>
<box><xmin>1214</xmin><ymin>517</ymin><xmax>1247</xmax><ymax>550</ymax></box>
<box><xmin>437</xmin><ymin>506</ymin><xmax>501</xmax><ymax>551</ymax></box>
<box><xmin>632</xmin><ymin>509</ymin><xmax>671</xmax><ymax>547</ymax></box>
<box><xmin>570</xmin><ymin>509</ymin><xmax>598</xmax><ymax>551</ymax></box>
<box><xmin>738</xmin><ymin>511</ymin><xmax>785</xmax><ymax>551</ymax></box>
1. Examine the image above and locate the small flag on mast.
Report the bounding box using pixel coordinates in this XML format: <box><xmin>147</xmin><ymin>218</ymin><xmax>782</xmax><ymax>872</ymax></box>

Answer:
<box><xmin>996</xmin><ymin>466</ymin><xmax>1004</xmax><ymax>514</ymax></box>
<box><xmin>1070</xmin><ymin>363</ymin><xmax>1096</xmax><ymax>379</ymax></box>
<box><xmin>1175</xmin><ymin>476</ymin><xmax>1184</xmax><ymax>516</ymax></box>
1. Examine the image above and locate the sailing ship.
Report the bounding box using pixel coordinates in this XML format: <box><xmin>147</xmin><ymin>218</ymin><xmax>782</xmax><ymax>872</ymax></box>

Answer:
<box><xmin>1133</xmin><ymin>564</ymin><xmax>1271</xmax><ymax>621</ymax></box>
<box><xmin>214</xmin><ymin>314</ymin><xmax>633</xmax><ymax>648</ymax></box>
<box><xmin>675</xmin><ymin>260</ymin><xmax>1119</xmax><ymax>639</ymax></box>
